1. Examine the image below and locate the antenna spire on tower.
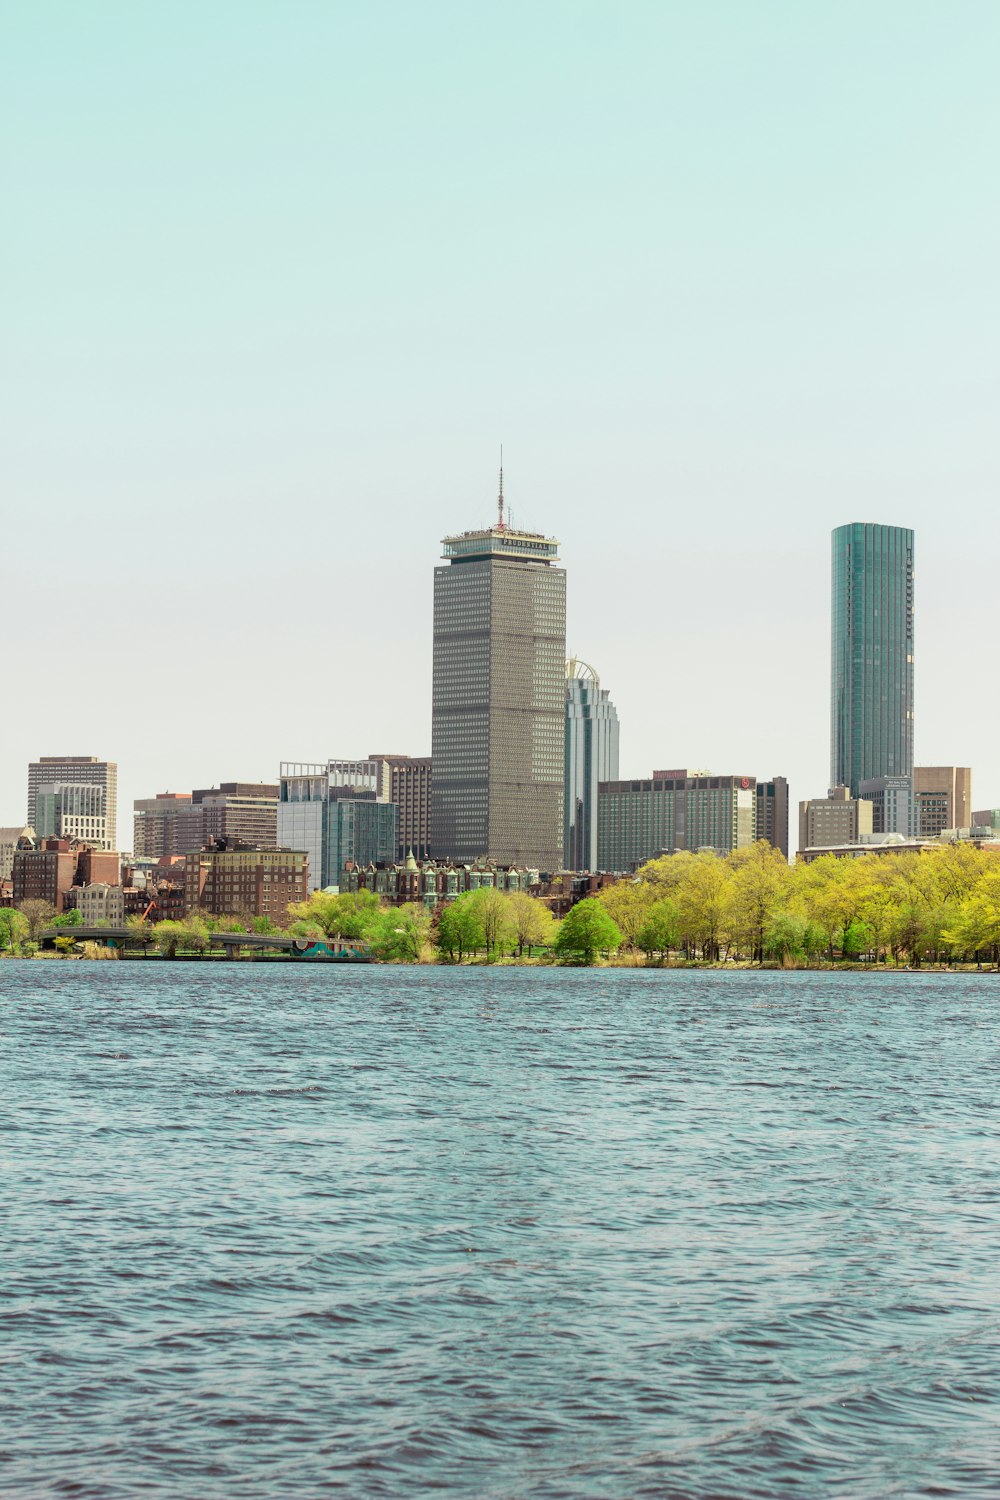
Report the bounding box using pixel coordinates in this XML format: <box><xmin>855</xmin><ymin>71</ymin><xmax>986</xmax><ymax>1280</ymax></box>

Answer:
<box><xmin>497</xmin><ymin>445</ymin><xmax>505</xmax><ymax>530</ymax></box>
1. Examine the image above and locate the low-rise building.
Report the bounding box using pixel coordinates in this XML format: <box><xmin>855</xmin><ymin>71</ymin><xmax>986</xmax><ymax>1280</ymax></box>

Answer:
<box><xmin>13</xmin><ymin>839</ymin><xmax>83</xmax><ymax>912</ymax></box>
<box><xmin>69</xmin><ymin>883</ymin><xmax>125</xmax><ymax>925</ymax></box>
<box><xmin>0</xmin><ymin>827</ymin><xmax>34</xmax><ymax>883</ymax></box>
<box><xmin>340</xmin><ymin>855</ymin><xmax>538</xmax><ymax>908</ymax></box>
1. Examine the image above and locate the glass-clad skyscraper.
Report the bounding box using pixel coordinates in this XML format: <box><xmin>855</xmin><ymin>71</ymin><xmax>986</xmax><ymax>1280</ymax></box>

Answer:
<box><xmin>564</xmin><ymin>659</ymin><xmax>619</xmax><ymax>871</ymax></box>
<box><xmin>831</xmin><ymin>522</ymin><xmax>914</xmax><ymax>796</ymax></box>
<box><xmin>431</xmin><ymin>514</ymin><xmax>566</xmax><ymax>868</ymax></box>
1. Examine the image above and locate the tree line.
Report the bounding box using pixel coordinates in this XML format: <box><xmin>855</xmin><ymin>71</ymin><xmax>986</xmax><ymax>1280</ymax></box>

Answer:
<box><xmin>6</xmin><ymin>842</ymin><xmax>1000</xmax><ymax>965</ymax></box>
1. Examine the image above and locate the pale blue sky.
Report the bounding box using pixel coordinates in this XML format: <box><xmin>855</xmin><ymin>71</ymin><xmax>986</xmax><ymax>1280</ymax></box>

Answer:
<box><xmin>3</xmin><ymin>2</ymin><xmax>999</xmax><ymax>835</ymax></box>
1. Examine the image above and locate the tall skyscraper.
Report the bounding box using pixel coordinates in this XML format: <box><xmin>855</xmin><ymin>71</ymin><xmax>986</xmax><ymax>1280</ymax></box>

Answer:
<box><xmin>27</xmin><ymin>757</ymin><xmax>118</xmax><ymax>851</ymax></box>
<box><xmin>831</xmin><ymin>523</ymin><xmax>914</xmax><ymax>796</ymax></box>
<box><xmin>564</xmin><ymin>658</ymin><xmax>619</xmax><ymax>871</ymax></box>
<box><xmin>431</xmin><ymin>477</ymin><xmax>566</xmax><ymax>868</ymax></box>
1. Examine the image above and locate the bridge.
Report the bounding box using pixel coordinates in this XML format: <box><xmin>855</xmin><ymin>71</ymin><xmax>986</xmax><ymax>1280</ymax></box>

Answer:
<box><xmin>39</xmin><ymin>928</ymin><xmax>370</xmax><ymax>961</ymax></box>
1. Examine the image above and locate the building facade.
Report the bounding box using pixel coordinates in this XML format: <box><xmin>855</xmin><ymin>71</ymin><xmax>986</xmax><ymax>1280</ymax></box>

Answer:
<box><xmin>754</xmin><ymin>777</ymin><xmax>790</xmax><ymax>860</ymax></box>
<box><xmin>831</xmin><ymin>523</ymin><xmax>914</xmax><ymax>796</ymax></box>
<box><xmin>69</xmin><ymin>883</ymin><xmax>125</xmax><ymax>926</ymax></box>
<box><xmin>192</xmin><ymin>783</ymin><xmax>278</xmax><ymax>847</ymax></box>
<box><xmin>431</xmin><ymin>511</ymin><xmax>566</xmax><ymax>870</ymax></box>
<box><xmin>597</xmin><ymin>773</ymin><xmax>759</xmax><ymax>873</ymax></box>
<box><xmin>278</xmin><ymin>761</ymin><xmax>398</xmax><ymax>891</ymax></box>
<box><xmin>913</xmin><ymin>766</ymin><xmax>972</xmax><ymax>837</ymax></box>
<box><xmin>133</xmin><ymin>793</ymin><xmax>205</xmax><ymax>858</ymax></box>
<box><xmin>798</xmin><ymin>786</ymin><xmax>874</xmax><ymax>853</ymax></box>
<box><xmin>27</xmin><ymin>757</ymin><xmax>118</xmax><ymax>850</ymax></box>
<box><xmin>12</xmin><ymin>840</ymin><xmax>80</xmax><ymax>912</ymax></box>
<box><xmin>859</xmin><ymin>775</ymin><xmax>915</xmax><ymax>837</ymax></box>
<box><xmin>368</xmin><ymin>754</ymin><xmax>433</xmax><ymax>859</ymax></box>
<box><xmin>34</xmin><ymin>783</ymin><xmax>109</xmax><ymax>848</ymax></box>
<box><xmin>341</xmin><ymin>854</ymin><xmax>538</xmax><ymax>908</ymax></box>
<box><xmin>183</xmin><ymin>843</ymin><xmax>308</xmax><ymax>920</ymax></box>
<box><xmin>0</xmin><ymin>828</ymin><xmax>33</xmax><ymax>883</ymax></box>
<box><xmin>564</xmin><ymin>659</ymin><xmax>620</xmax><ymax>871</ymax></box>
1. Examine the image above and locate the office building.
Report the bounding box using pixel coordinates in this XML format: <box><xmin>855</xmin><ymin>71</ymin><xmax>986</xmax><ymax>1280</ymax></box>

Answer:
<box><xmin>859</xmin><ymin>775</ymin><xmax>915</xmax><ymax>837</ymax></box>
<box><xmin>192</xmin><ymin>783</ymin><xmax>278</xmax><ymax>847</ymax></box>
<box><xmin>831</xmin><ymin>524</ymin><xmax>914</xmax><ymax>796</ymax></box>
<box><xmin>972</xmin><ymin>809</ymin><xmax>1000</xmax><ymax>835</ymax></box>
<box><xmin>34</xmin><ymin>783</ymin><xmax>109</xmax><ymax>848</ymax></box>
<box><xmin>799</xmin><ymin>786</ymin><xmax>874</xmax><ymax>853</ymax></box>
<box><xmin>564</xmin><ymin>659</ymin><xmax>620</xmax><ymax>871</ymax></box>
<box><xmin>368</xmin><ymin>754</ymin><xmax>433</xmax><ymax>859</ymax></box>
<box><xmin>27</xmin><ymin>757</ymin><xmax>117</xmax><ymax>850</ymax></box>
<box><xmin>431</xmin><ymin>484</ymin><xmax>566</xmax><ymax>869</ymax></box>
<box><xmin>183</xmin><ymin>843</ymin><xmax>308</xmax><ymax>920</ymax></box>
<box><xmin>755</xmin><ymin>777</ymin><xmax>790</xmax><ymax>860</ymax></box>
<box><xmin>913</xmin><ymin>766</ymin><xmax>972</xmax><ymax>837</ymax></box>
<box><xmin>597</xmin><ymin>772</ymin><xmax>761</xmax><ymax>873</ymax></box>
<box><xmin>278</xmin><ymin>761</ymin><xmax>398</xmax><ymax>890</ymax></box>
<box><xmin>133</xmin><ymin>793</ymin><xmax>205</xmax><ymax>858</ymax></box>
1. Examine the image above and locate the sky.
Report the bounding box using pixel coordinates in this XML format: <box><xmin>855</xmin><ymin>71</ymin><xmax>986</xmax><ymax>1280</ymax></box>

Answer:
<box><xmin>3</xmin><ymin>1</ymin><xmax>999</xmax><ymax>839</ymax></box>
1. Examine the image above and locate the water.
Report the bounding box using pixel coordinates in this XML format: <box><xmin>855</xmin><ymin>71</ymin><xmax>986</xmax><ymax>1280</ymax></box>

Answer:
<box><xmin>2</xmin><ymin>965</ymin><xmax>999</xmax><ymax>1498</ymax></box>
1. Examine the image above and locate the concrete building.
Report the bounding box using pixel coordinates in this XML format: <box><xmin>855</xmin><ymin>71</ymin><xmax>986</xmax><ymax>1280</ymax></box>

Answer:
<box><xmin>133</xmin><ymin>793</ymin><xmax>204</xmax><ymax>858</ymax></box>
<box><xmin>431</xmin><ymin>484</ymin><xmax>566</xmax><ymax>870</ymax></box>
<box><xmin>913</xmin><ymin>766</ymin><xmax>972</xmax><ymax>837</ymax></box>
<box><xmin>70</xmin><ymin>883</ymin><xmax>125</xmax><ymax>926</ymax></box>
<box><xmin>597</xmin><ymin>772</ymin><xmax>760</xmax><ymax>873</ymax></box>
<box><xmin>27</xmin><ymin>757</ymin><xmax>117</xmax><ymax>850</ymax></box>
<box><xmin>34</xmin><ymin>783</ymin><xmax>109</xmax><ymax>848</ymax></box>
<box><xmin>859</xmin><ymin>775</ymin><xmax>915</xmax><ymax>837</ymax></box>
<box><xmin>192</xmin><ymin>783</ymin><xmax>278</xmax><ymax>847</ymax></box>
<box><xmin>831</xmin><ymin>524</ymin><xmax>914</xmax><ymax>796</ymax></box>
<box><xmin>972</xmin><ymin>809</ymin><xmax>1000</xmax><ymax>835</ymax></box>
<box><xmin>564</xmin><ymin>659</ymin><xmax>620</xmax><ymax>872</ymax></box>
<box><xmin>755</xmin><ymin>777</ymin><xmax>790</xmax><ymax>860</ymax></box>
<box><xmin>368</xmin><ymin>754</ymin><xmax>433</xmax><ymax>860</ymax></box>
<box><xmin>798</xmin><ymin>786</ymin><xmax>874</xmax><ymax>853</ymax></box>
<box><xmin>183</xmin><ymin>842</ymin><xmax>308</xmax><ymax>920</ymax></box>
<box><xmin>278</xmin><ymin>761</ymin><xmax>398</xmax><ymax>891</ymax></box>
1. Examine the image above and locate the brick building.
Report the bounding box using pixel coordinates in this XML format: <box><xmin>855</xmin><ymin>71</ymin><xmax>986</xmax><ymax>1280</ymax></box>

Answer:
<box><xmin>183</xmin><ymin>841</ymin><xmax>308</xmax><ymax>921</ymax></box>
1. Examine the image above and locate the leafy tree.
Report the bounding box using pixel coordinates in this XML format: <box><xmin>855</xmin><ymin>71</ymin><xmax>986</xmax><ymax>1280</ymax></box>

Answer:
<box><xmin>465</xmin><ymin>888</ymin><xmax>514</xmax><ymax>959</ymax></box>
<box><xmin>370</xmin><ymin>903</ymin><xmax>430</xmax><ymax>962</ymax></box>
<box><xmin>18</xmin><ymin>899</ymin><xmax>57</xmax><ymax>941</ymax></box>
<box><xmin>635</xmin><ymin>899</ymin><xmax>680</xmax><ymax>959</ymax></box>
<box><xmin>675</xmin><ymin>854</ymin><xmax>732</xmax><ymax>960</ymax></box>
<box><xmin>554</xmin><ymin>899</ymin><xmax>622</xmax><ymax>964</ymax></box>
<box><xmin>726</xmin><ymin>842</ymin><xmax>791</xmax><ymax>962</ymax></box>
<box><xmin>286</xmin><ymin>889</ymin><xmax>382</xmax><ymax>940</ymax></box>
<box><xmin>53</xmin><ymin>935</ymin><xmax>77</xmax><ymax>955</ymax></box>
<box><xmin>52</xmin><ymin>908</ymin><xmax>84</xmax><ymax>929</ymax></box>
<box><xmin>153</xmin><ymin>917</ymin><xmax>210</xmax><ymax>958</ymax></box>
<box><xmin>508</xmin><ymin>891</ymin><xmax>556</xmax><ymax>956</ymax></box>
<box><xmin>0</xmin><ymin>909</ymin><xmax>29</xmax><ymax>954</ymax></box>
<box><xmin>437</xmin><ymin>896</ymin><xmax>486</xmax><ymax>961</ymax></box>
<box><xmin>597</xmin><ymin>881</ymin><xmax>654</xmax><ymax>949</ymax></box>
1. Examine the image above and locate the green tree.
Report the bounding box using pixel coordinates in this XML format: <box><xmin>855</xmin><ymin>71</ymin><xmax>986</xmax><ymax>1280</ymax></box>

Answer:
<box><xmin>554</xmin><ymin>898</ymin><xmax>622</xmax><ymax>964</ymax></box>
<box><xmin>635</xmin><ymin>899</ymin><xmax>680</xmax><ymax>959</ymax></box>
<box><xmin>597</xmin><ymin>881</ymin><xmax>654</xmax><ymax>949</ymax></box>
<box><xmin>465</xmin><ymin>888</ymin><xmax>514</xmax><ymax>959</ymax></box>
<box><xmin>0</xmin><ymin>909</ymin><xmax>29</xmax><ymax>954</ymax></box>
<box><xmin>676</xmin><ymin>854</ymin><xmax>732</xmax><ymax>960</ymax></box>
<box><xmin>287</xmin><ymin>889</ymin><xmax>382</xmax><ymax>940</ymax></box>
<box><xmin>436</xmin><ymin>896</ymin><xmax>486</xmax><ymax>961</ymax></box>
<box><xmin>370</xmin><ymin>903</ymin><xmax>430</xmax><ymax>962</ymax></box>
<box><xmin>52</xmin><ymin>908</ymin><xmax>84</xmax><ymax>928</ymax></box>
<box><xmin>508</xmin><ymin>891</ymin><xmax>556</xmax><ymax>956</ymax></box>
<box><xmin>726</xmin><ymin>842</ymin><xmax>791</xmax><ymax>962</ymax></box>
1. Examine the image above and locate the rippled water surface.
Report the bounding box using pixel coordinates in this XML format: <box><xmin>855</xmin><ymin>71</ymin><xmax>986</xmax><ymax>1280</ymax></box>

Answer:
<box><xmin>3</xmin><ymin>965</ymin><xmax>1000</xmax><ymax>1497</ymax></box>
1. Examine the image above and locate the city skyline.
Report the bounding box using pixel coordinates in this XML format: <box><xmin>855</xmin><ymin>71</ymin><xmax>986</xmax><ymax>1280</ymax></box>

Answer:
<box><xmin>4</xmin><ymin>4</ymin><xmax>999</xmax><ymax>828</ymax></box>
